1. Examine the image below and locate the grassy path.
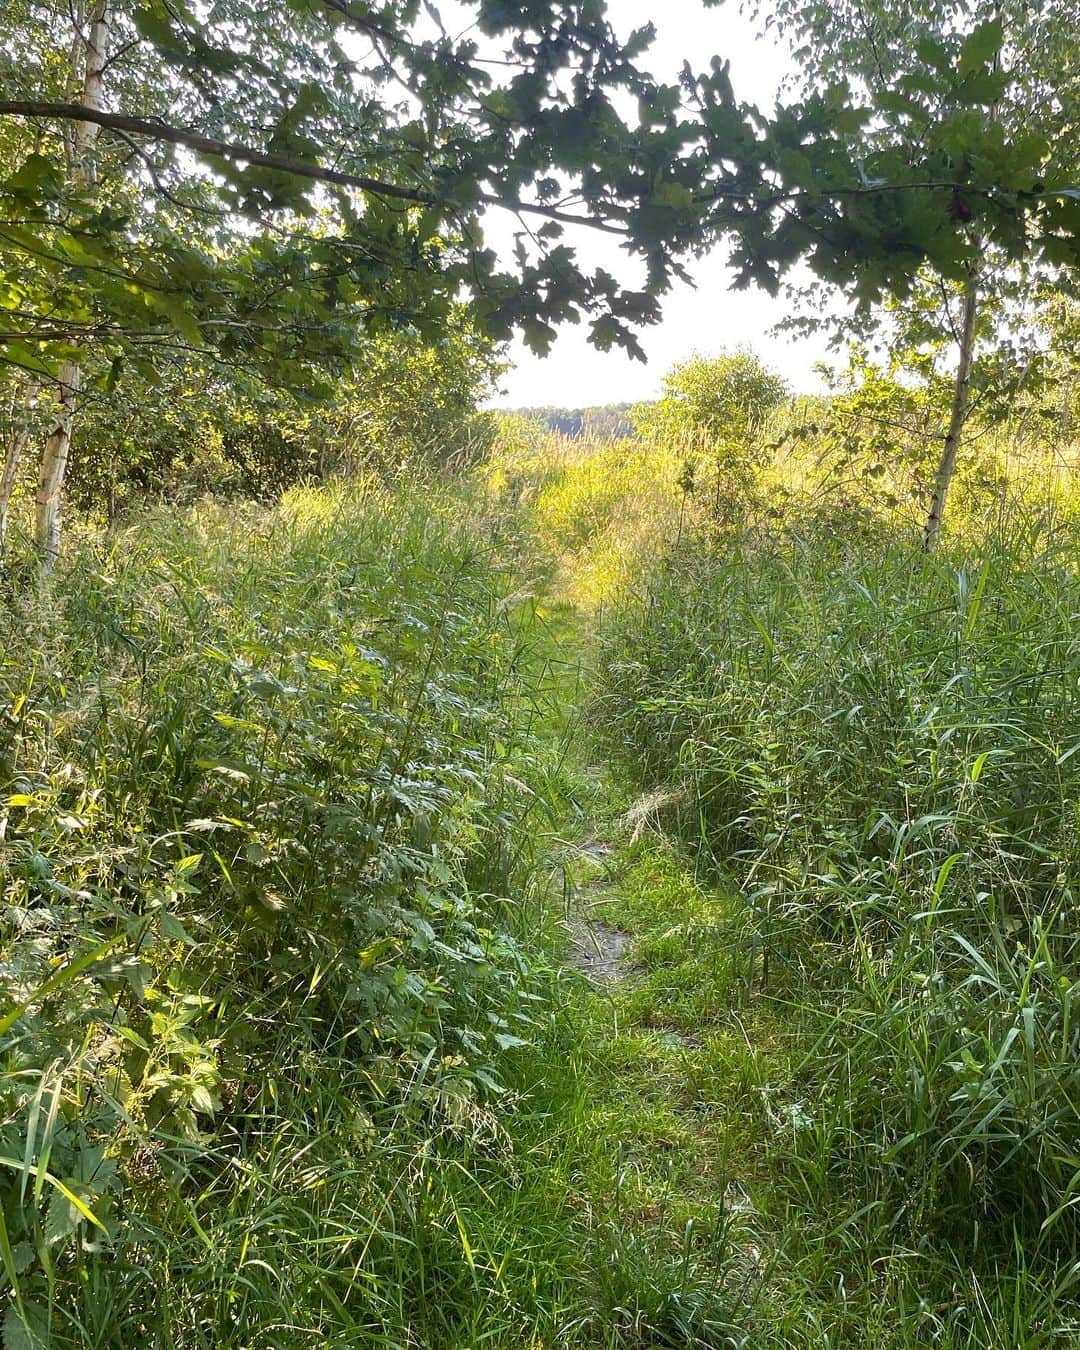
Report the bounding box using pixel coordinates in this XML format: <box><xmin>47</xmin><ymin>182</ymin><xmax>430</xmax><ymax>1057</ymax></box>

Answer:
<box><xmin>484</xmin><ymin>584</ymin><xmax>1061</xmax><ymax>1350</ymax></box>
<box><xmin>457</xmin><ymin>596</ymin><xmax>797</xmax><ymax>1348</ymax></box>
<box><xmin>546</xmin><ymin>826</ymin><xmax>787</xmax><ymax>1342</ymax></box>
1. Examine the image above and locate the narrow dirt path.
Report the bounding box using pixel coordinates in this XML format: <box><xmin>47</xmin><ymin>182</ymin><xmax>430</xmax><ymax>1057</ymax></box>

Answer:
<box><xmin>516</xmin><ymin>597</ymin><xmax>783</xmax><ymax>1342</ymax></box>
<box><xmin>562</xmin><ymin>840</ymin><xmax>633</xmax><ymax>984</ymax></box>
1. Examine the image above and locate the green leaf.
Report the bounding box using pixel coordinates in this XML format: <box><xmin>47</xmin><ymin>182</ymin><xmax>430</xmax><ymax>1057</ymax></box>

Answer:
<box><xmin>915</xmin><ymin>35</ymin><xmax>952</xmax><ymax>74</ymax></box>
<box><xmin>9</xmin><ymin>1245</ymin><xmax>33</xmax><ymax>1278</ymax></box>
<box><xmin>189</xmin><ymin>1084</ymin><xmax>218</xmax><ymax>1115</ymax></box>
<box><xmin>3</xmin><ymin>1304</ymin><xmax>48</xmax><ymax>1350</ymax></box>
<box><xmin>0</xmin><ymin>938</ymin><xmax>123</xmax><ymax>1038</ymax></box>
<box><xmin>875</xmin><ymin>90</ymin><xmax>924</xmax><ymax>119</ymax></box>
<box><xmin>959</xmin><ymin>18</ymin><xmax>1003</xmax><ymax>77</ymax></box>
<box><xmin>45</xmin><ymin>1190</ymin><xmax>82</xmax><ymax>1246</ymax></box>
<box><xmin>5</xmin><ymin>154</ymin><xmax>64</xmax><ymax>202</ymax></box>
<box><xmin>955</xmin><ymin>71</ymin><xmax>1008</xmax><ymax>105</ymax></box>
<box><xmin>648</xmin><ymin>182</ymin><xmax>694</xmax><ymax>209</ymax></box>
<box><xmin>159</xmin><ymin>913</ymin><xmax>196</xmax><ymax>945</ymax></box>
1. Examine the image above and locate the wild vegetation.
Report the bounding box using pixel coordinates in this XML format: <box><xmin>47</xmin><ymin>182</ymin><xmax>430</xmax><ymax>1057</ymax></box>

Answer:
<box><xmin>488</xmin><ymin>370</ymin><xmax>1080</xmax><ymax>1344</ymax></box>
<box><xmin>1</xmin><ymin>340</ymin><xmax>1076</xmax><ymax>1344</ymax></box>
<box><xmin>3</xmin><ymin>0</ymin><xmax>1080</xmax><ymax>1346</ymax></box>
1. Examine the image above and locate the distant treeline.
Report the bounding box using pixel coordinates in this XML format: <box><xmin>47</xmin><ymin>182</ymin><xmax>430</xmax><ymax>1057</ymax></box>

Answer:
<box><xmin>514</xmin><ymin>403</ymin><xmax>641</xmax><ymax>439</ymax></box>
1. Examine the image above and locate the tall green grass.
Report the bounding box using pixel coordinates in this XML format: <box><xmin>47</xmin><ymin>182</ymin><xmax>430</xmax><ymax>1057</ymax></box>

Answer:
<box><xmin>5</xmin><ymin>478</ymin><xmax>791</xmax><ymax>1348</ymax></box>
<box><xmin>0</xmin><ymin>483</ymin><xmax>578</xmax><ymax>1346</ymax></box>
<box><xmin>593</xmin><ymin>504</ymin><xmax>1080</xmax><ymax>1337</ymax></box>
<box><xmin>5</xmin><ymin>433</ymin><xmax>1080</xmax><ymax>1346</ymax></box>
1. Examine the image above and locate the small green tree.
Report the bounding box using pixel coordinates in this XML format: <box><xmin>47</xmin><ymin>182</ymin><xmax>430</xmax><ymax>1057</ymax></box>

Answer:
<box><xmin>788</xmin><ymin>353</ymin><xmax>954</xmax><ymax>519</ymax></box>
<box><xmin>636</xmin><ymin>350</ymin><xmax>788</xmax><ymax>524</ymax></box>
<box><xmin>754</xmin><ymin>0</ymin><xmax>1080</xmax><ymax>546</ymax></box>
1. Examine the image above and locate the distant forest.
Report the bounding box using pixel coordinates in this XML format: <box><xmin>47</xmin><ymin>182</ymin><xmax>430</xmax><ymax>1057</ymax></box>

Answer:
<box><xmin>514</xmin><ymin>403</ymin><xmax>640</xmax><ymax>439</ymax></box>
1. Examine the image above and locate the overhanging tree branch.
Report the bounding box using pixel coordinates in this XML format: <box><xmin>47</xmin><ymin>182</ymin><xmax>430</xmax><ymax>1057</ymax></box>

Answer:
<box><xmin>7</xmin><ymin>101</ymin><xmax>1076</xmax><ymax>236</ymax></box>
<box><xmin>0</xmin><ymin>100</ymin><xmax>438</xmax><ymax>202</ymax></box>
<box><xmin>0</xmin><ymin>100</ymin><xmax>632</xmax><ymax>235</ymax></box>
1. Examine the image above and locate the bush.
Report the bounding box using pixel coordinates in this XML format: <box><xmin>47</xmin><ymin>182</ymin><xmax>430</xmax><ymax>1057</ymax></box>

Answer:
<box><xmin>634</xmin><ymin>350</ymin><xmax>788</xmax><ymax>525</ymax></box>
<box><xmin>55</xmin><ymin>319</ymin><xmax>501</xmax><ymax>521</ymax></box>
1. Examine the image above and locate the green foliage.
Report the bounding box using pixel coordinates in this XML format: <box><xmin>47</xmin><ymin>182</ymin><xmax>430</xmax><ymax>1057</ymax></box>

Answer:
<box><xmin>760</xmin><ymin>0</ymin><xmax>1080</xmax><ymax>509</ymax></box>
<box><xmin>5</xmin><ymin>0</ymin><xmax>1080</xmax><ymax>400</ymax></box>
<box><xmin>0</xmin><ymin>0</ymin><xmax>743</xmax><ymax>394</ymax></box>
<box><xmin>4</xmin><ymin>0</ymin><xmax>1080</xmax><ymax>569</ymax></box>
<box><xmin>483</xmin><ymin>422</ymin><xmax>687</xmax><ymax>607</ymax></box>
<box><xmin>61</xmin><ymin>320</ymin><xmax>500</xmax><ymax>516</ymax></box>
<box><xmin>2</xmin><ymin>381</ymin><xmax>1080</xmax><ymax>1345</ymax></box>
<box><xmin>636</xmin><ymin>350</ymin><xmax>788</xmax><ymax>447</ymax></box>
<box><xmin>629</xmin><ymin>350</ymin><xmax>786</xmax><ymax>528</ymax></box>
<box><xmin>0</xmin><ymin>318</ymin><xmax>498</xmax><ymax>533</ymax></box>
<box><xmin>770</xmin><ymin>346</ymin><xmax>1078</xmax><ymax>534</ymax></box>
<box><xmin>486</xmin><ymin>348</ymin><xmax>1078</xmax><ymax>612</ymax></box>
<box><xmin>532</xmin><ymin>443</ymin><xmax>659</xmax><ymax>554</ymax></box>
<box><xmin>780</xmin><ymin>355</ymin><xmax>954</xmax><ymax>516</ymax></box>
<box><xmin>0</xmin><ymin>483</ymin><xmax>556</xmax><ymax>1343</ymax></box>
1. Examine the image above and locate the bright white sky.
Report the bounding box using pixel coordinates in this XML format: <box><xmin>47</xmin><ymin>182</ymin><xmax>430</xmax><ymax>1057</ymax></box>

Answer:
<box><xmin>472</xmin><ymin>1</ymin><xmax>840</xmax><ymax>407</ymax></box>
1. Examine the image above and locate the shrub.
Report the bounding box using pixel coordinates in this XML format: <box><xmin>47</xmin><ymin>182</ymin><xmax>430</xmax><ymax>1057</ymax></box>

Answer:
<box><xmin>54</xmin><ymin>319</ymin><xmax>500</xmax><ymax>521</ymax></box>
<box><xmin>635</xmin><ymin>350</ymin><xmax>788</xmax><ymax>525</ymax></box>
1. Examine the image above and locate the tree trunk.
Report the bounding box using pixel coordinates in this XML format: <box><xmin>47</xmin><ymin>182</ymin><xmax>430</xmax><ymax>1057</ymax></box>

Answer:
<box><xmin>0</xmin><ymin>434</ymin><xmax>27</xmax><ymax>552</ymax></box>
<box><xmin>35</xmin><ymin>362</ymin><xmax>80</xmax><ymax>564</ymax></box>
<box><xmin>34</xmin><ymin>0</ymin><xmax>110</xmax><ymax>567</ymax></box>
<box><xmin>922</xmin><ymin>270</ymin><xmax>979</xmax><ymax>552</ymax></box>
<box><xmin>75</xmin><ymin>0</ymin><xmax>110</xmax><ymax>184</ymax></box>
<box><xmin>0</xmin><ymin>390</ymin><xmax>38</xmax><ymax>557</ymax></box>
<box><xmin>60</xmin><ymin>3</ymin><xmax>86</xmax><ymax>177</ymax></box>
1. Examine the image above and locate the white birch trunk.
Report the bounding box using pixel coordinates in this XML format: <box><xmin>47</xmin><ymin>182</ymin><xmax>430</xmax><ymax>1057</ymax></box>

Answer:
<box><xmin>0</xmin><ymin>389</ymin><xmax>38</xmax><ymax>556</ymax></box>
<box><xmin>0</xmin><ymin>434</ymin><xmax>28</xmax><ymax>551</ymax></box>
<box><xmin>922</xmin><ymin>271</ymin><xmax>979</xmax><ymax>553</ymax></box>
<box><xmin>75</xmin><ymin>0</ymin><xmax>110</xmax><ymax>184</ymax></box>
<box><xmin>34</xmin><ymin>0</ymin><xmax>110</xmax><ymax>565</ymax></box>
<box><xmin>61</xmin><ymin>3</ymin><xmax>86</xmax><ymax>177</ymax></box>
<box><xmin>35</xmin><ymin>363</ymin><xmax>80</xmax><ymax>563</ymax></box>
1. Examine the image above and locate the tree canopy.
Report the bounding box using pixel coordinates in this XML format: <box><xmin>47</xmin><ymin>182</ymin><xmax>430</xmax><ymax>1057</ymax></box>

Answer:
<box><xmin>4</xmin><ymin>0</ymin><xmax>1080</xmax><ymax>398</ymax></box>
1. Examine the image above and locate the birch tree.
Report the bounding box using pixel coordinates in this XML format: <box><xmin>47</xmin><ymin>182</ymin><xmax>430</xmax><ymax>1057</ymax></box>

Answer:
<box><xmin>33</xmin><ymin>1</ymin><xmax>109</xmax><ymax>563</ymax></box>
<box><xmin>754</xmin><ymin>0</ymin><xmax>1080</xmax><ymax>545</ymax></box>
<box><xmin>0</xmin><ymin>379</ymin><xmax>38</xmax><ymax>553</ymax></box>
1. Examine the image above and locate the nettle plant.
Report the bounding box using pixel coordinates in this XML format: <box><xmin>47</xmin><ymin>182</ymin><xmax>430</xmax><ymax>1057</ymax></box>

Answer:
<box><xmin>0</xmin><ymin>488</ymin><xmax>546</xmax><ymax>1336</ymax></box>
